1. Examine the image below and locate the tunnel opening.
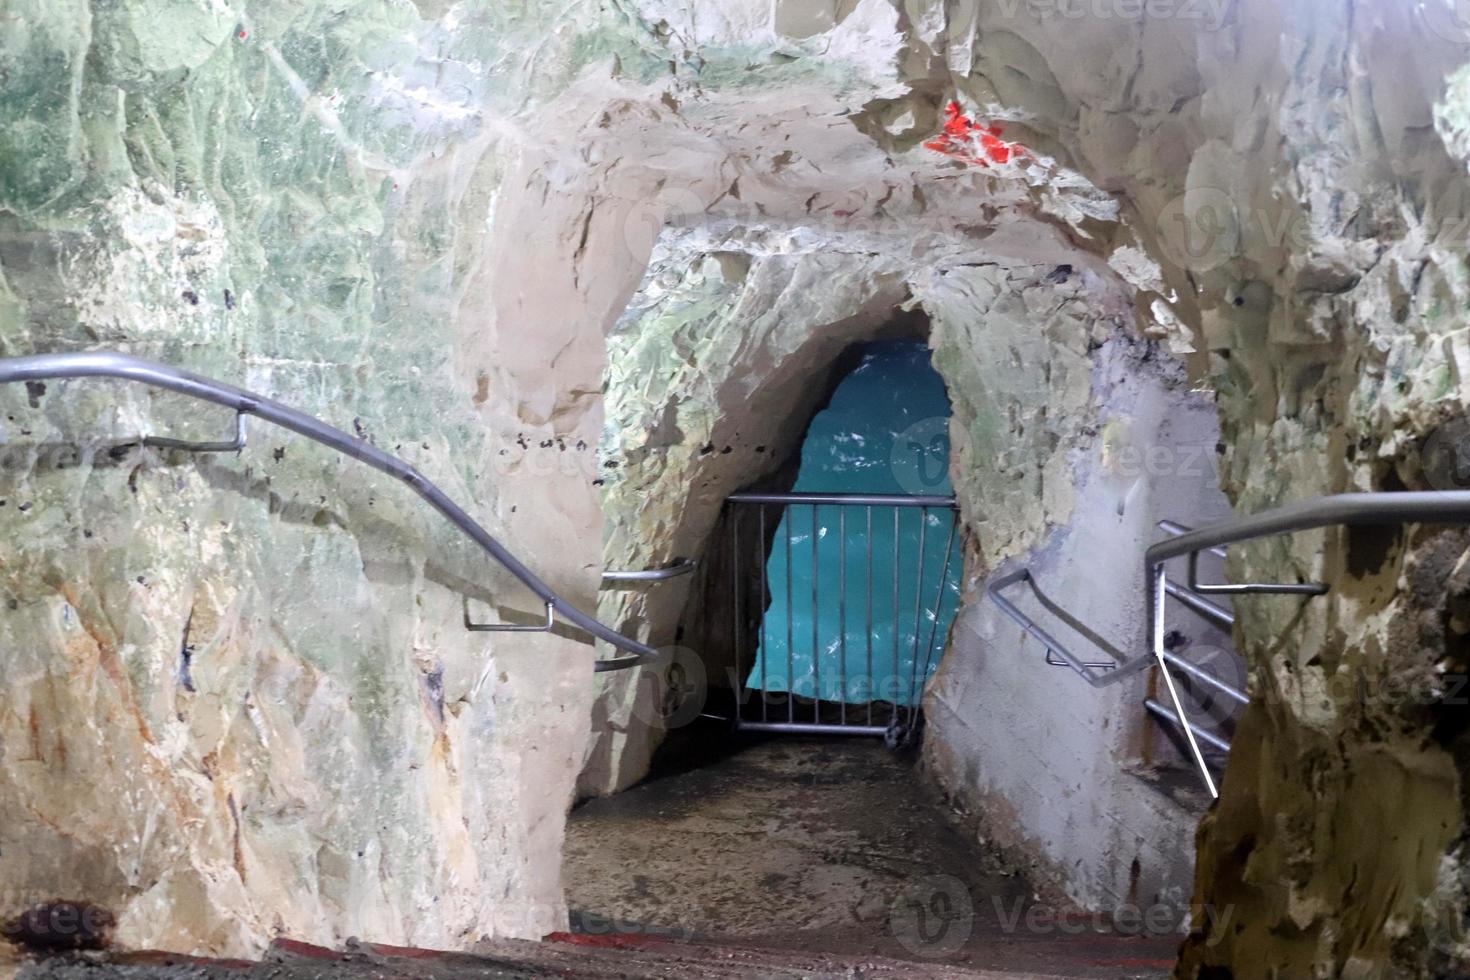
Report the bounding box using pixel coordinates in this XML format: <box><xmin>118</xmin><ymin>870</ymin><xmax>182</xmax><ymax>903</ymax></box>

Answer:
<box><xmin>722</xmin><ymin>339</ymin><xmax>964</xmax><ymax>740</ymax></box>
<box><xmin>577</xmin><ymin>233</ymin><xmax>1245</xmax><ymax>972</ymax></box>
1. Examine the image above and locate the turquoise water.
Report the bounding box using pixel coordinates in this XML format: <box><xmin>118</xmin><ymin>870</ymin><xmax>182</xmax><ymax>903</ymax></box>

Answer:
<box><xmin>747</xmin><ymin>342</ymin><xmax>962</xmax><ymax>707</ymax></box>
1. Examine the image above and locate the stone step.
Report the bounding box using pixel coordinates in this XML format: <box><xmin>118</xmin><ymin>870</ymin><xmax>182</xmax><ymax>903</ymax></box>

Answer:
<box><xmin>476</xmin><ymin>932</ymin><xmax>1067</xmax><ymax>978</ymax></box>
<box><xmin>8</xmin><ymin>933</ymin><xmax>1075</xmax><ymax>980</ymax></box>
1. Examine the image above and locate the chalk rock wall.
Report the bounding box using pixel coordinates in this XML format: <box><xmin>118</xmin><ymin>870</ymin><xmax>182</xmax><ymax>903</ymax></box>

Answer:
<box><xmin>0</xmin><ymin>0</ymin><xmax>663</xmax><ymax>960</ymax></box>
<box><xmin>927</xmin><ymin>350</ymin><xmax>1230</xmax><ymax>906</ymax></box>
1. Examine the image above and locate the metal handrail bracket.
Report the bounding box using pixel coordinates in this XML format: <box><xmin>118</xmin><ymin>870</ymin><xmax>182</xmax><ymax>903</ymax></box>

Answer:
<box><xmin>144</xmin><ymin>411</ymin><xmax>248</xmax><ymax>453</ymax></box>
<box><xmin>1188</xmin><ymin>550</ymin><xmax>1327</xmax><ymax>597</ymax></box>
<box><xmin>465</xmin><ymin>599</ymin><xmax>555</xmax><ymax>633</ymax></box>
<box><xmin>601</xmin><ymin>557</ymin><xmax>697</xmax><ymax>585</ymax></box>
<box><xmin>0</xmin><ymin>351</ymin><xmax>661</xmax><ymax>672</ymax></box>
<box><xmin>985</xmin><ymin>567</ymin><xmax>1132</xmax><ymax>683</ymax></box>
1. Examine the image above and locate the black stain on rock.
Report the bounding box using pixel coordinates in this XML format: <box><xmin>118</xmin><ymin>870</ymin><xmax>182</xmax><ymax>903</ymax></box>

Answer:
<box><xmin>2</xmin><ymin>901</ymin><xmax>116</xmax><ymax>952</ymax></box>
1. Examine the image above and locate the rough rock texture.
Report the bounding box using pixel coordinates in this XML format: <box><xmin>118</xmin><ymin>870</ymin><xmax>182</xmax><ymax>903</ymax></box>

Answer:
<box><xmin>0</xmin><ymin>0</ymin><xmax>655</xmax><ymax>959</ymax></box>
<box><xmin>9</xmin><ymin>0</ymin><xmax>1470</xmax><ymax>974</ymax></box>
<box><xmin>922</xmin><ymin>4</ymin><xmax>1470</xmax><ymax>975</ymax></box>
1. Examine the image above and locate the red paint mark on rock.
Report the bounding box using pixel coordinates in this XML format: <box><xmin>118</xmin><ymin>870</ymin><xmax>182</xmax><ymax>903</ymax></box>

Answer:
<box><xmin>269</xmin><ymin>938</ymin><xmax>346</xmax><ymax>960</ymax></box>
<box><xmin>924</xmin><ymin>101</ymin><xmax>1029</xmax><ymax>168</ymax></box>
<box><xmin>237</xmin><ymin>30</ymin><xmax>247</xmax><ymax>39</ymax></box>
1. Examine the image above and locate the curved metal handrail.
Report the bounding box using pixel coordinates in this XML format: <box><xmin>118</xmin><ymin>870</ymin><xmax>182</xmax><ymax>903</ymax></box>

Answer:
<box><xmin>985</xmin><ymin>568</ymin><xmax>1123</xmax><ymax>681</ymax></box>
<box><xmin>1145</xmin><ymin>490</ymin><xmax>1470</xmax><ymax>798</ymax></box>
<box><xmin>990</xmin><ymin>496</ymin><xmax>1470</xmax><ymax>800</ymax></box>
<box><xmin>601</xmin><ymin>557</ymin><xmax>697</xmax><ymax>585</ymax></box>
<box><xmin>0</xmin><ymin>351</ymin><xmax>661</xmax><ymax>673</ymax></box>
<box><xmin>988</xmin><ymin>567</ymin><xmax>1246</xmax><ymax>701</ymax></box>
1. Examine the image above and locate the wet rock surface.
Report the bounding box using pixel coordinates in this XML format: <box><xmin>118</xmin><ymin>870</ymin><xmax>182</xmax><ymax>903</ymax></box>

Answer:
<box><xmin>564</xmin><ymin>733</ymin><xmax>1176</xmax><ymax>978</ymax></box>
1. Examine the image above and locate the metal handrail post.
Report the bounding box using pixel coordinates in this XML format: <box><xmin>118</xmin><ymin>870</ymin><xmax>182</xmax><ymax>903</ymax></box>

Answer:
<box><xmin>1142</xmin><ymin>490</ymin><xmax>1470</xmax><ymax>794</ymax></box>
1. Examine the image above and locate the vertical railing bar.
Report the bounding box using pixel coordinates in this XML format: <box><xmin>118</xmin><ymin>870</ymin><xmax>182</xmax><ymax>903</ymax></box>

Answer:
<box><xmin>731</xmin><ymin>504</ymin><xmax>741</xmax><ymax>727</ymax></box>
<box><xmin>1154</xmin><ymin>565</ymin><xmax>1219</xmax><ymax>797</ymax></box>
<box><xmin>786</xmin><ymin>504</ymin><xmax>795</xmax><ymax>724</ymax></box>
<box><xmin>759</xmin><ymin>504</ymin><xmax>768</xmax><ymax>723</ymax></box>
<box><xmin>907</xmin><ymin>507</ymin><xmax>929</xmax><ymax>723</ymax></box>
<box><xmin>890</xmin><ymin>506</ymin><xmax>901</xmax><ymax>729</ymax></box>
<box><xmin>838</xmin><ymin>507</ymin><xmax>847</xmax><ymax>726</ymax></box>
<box><xmin>811</xmin><ymin>503</ymin><xmax>821</xmax><ymax>724</ymax></box>
<box><xmin>866</xmin><ymin>505</ymin><xmax>874</xmax><ymax>727</ymax></box>
<box><xmin>918</xmin><ymin>509</ymin><xmax>959</xmax><ymax>692</ymax></box>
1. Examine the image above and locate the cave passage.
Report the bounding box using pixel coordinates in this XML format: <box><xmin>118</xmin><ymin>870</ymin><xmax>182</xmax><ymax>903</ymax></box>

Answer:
<box><xmin>747</xmin><ymin>341</ymin><xmax>963</xmax><ymax>707</ymax></box>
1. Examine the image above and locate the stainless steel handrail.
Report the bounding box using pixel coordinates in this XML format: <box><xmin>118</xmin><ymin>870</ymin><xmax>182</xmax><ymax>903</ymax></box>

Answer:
<box><xmin>1157</xmin><ymin>520</ymin><xmax>1227</xmax><ymax>559</ymax></box>
<box><xmin>990</xmin><ymin>567</ymin><xmax>1246</xmax><ymax>731</ymax></box>
<box><xmin>726</xmin><ymin>492</ymin><xmax>956</xmax><ymax>507</ymax></box>
<box><xmin>601</xmin><ymin>557</ymin><xmax>697</xmax><ymax>584</ymax></box>
<box><xmin>0</xmin><ymin>351</ymin><xmax>661</xmax><ymax>673</ymax></box>
<box><xmin>1145</xmin><ymin>490</ymin><xmax>1470</xmax><ymax>797</ymax></box>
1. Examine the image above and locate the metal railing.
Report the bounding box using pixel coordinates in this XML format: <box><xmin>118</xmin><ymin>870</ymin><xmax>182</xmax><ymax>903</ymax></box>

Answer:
<box><xmin>987</xmin><ymin>562</ymin><xmax>1239</xmax><ymax>767</ymax></box>
<box><xmin>991</xmin><ymin>492</ymin><xmax>1470</xmax><ymax>801</ymax></box>
<box><xmin>724</xmin><ymin>491</ymin><xmax>959</xmax><ymax>738</ymax></box>
<box><xmin>1145</xmin><ymin>491</ymin><xmax>1470</xmax><ymax>797</ymax></box>
<box><xmin>0</xmin><ymin>351</ymin><xmax>661</xmax><ymax>672</ymax></box>
<box><xmin>1150</xmin><ymin>521</ymin><xmax>1246</xmax><ymax>757</ymax></box>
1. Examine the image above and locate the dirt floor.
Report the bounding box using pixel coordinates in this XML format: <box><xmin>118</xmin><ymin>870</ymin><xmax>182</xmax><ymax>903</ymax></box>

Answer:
<box><xmin>562</xmin><ymin>728</ymin><xmax>1180</xmax><ymax>978</ymax></box>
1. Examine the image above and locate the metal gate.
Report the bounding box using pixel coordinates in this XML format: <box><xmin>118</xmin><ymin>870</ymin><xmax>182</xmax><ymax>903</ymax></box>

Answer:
<box><xmin>723</xmin><ymin>492</ymin><xmax>961</xmax><ymax>737</ymax></box>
